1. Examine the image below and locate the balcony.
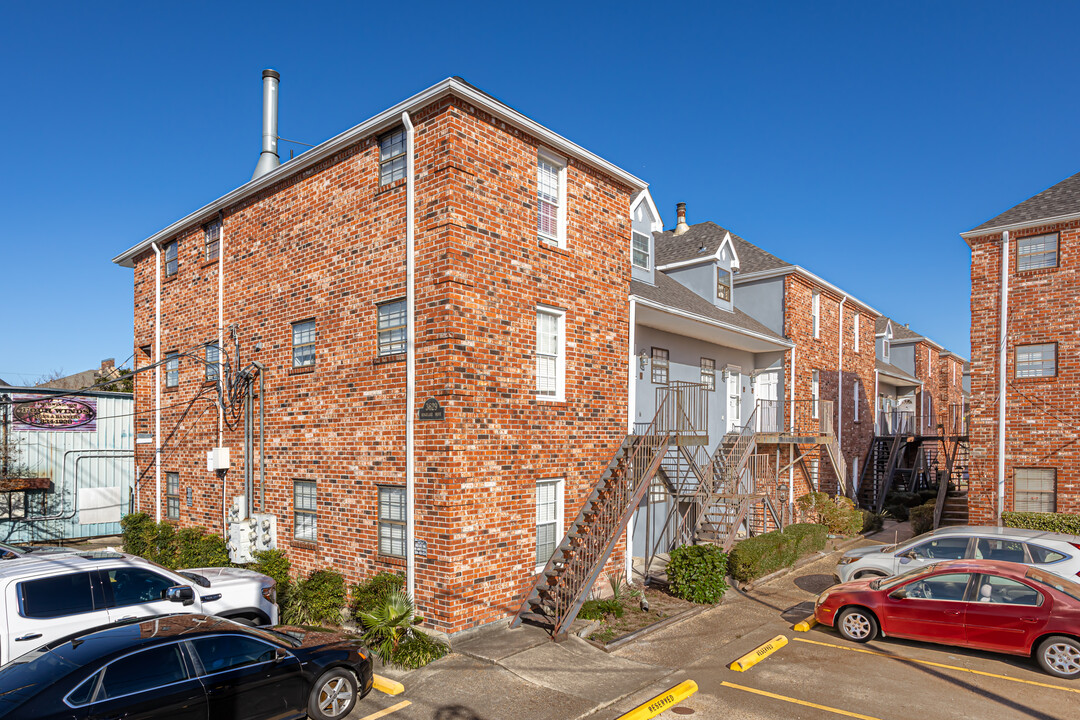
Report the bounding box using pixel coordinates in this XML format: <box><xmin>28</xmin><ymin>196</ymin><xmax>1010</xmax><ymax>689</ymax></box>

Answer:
<box><xmin>754</xmin><ymin>399</ymin><xmax>835</xmax><ymax>444</ymax></box>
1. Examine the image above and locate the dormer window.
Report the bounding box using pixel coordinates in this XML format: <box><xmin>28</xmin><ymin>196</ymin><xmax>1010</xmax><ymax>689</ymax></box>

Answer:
<box><xmin>883</xmin><ymin>333</ymin><xmax>891</xmax><ymax>361</ymax></box>
<box><xmin>632</xmin><ymin>231</ymin><xmax>651</xmax><ymax>269</ymax></box>
<box><xmin>716</xmin><ymin>267</ymin><xmax>732</xmax><ymax>302</ymax></box>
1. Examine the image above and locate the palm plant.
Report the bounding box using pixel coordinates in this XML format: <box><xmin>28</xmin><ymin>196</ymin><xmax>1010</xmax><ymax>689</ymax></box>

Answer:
<box><xmin>358</xmin><ymin>590</ymin><xmax>447</xmax><ymax>669</ymax></box>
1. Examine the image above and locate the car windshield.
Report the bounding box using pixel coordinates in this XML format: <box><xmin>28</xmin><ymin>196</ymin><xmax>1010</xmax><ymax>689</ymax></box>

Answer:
<box><xmin>1026</xmin><ymin>567</ymin><xmax>1080</xmax><ymax>603</ymax></box>
<box><xmin>892</xmin><ymin>530</ymin><xmax>938</xmax><ymax>555</ymax></box>
<box><xmin>872</xmin><ymin>563</ymin><xmax>941</xmax><ymax>591</ymax></box>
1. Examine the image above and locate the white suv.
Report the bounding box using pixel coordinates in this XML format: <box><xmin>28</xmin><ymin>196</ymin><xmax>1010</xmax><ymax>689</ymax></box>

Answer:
<box><xmin>835</xmin><ymin>525</ymin><xmax>1080</xmax><ymax>584</ymax></box>
<box><xmin>0</xmin><ymin>550</ymin><xmax>278</xmax><ymax>664</ymax></box>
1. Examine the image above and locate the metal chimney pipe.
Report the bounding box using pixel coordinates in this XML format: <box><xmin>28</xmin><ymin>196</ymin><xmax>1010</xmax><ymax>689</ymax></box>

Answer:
<box><xmin>251</xmin><ymin>69</ymin><xmax>280</xmax><ymax>180</ymax></box>
<box><xmin>674</xmin><ymin>202</ymin><xmax>689</xmax><ymax>235</ymax></box>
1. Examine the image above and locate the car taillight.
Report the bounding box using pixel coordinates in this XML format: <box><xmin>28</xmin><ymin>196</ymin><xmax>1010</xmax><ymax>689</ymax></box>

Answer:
<box><xmin>1069</xmin><ymin>543</ymin><xmax>1080</xmax><ymax>552</ymax></box>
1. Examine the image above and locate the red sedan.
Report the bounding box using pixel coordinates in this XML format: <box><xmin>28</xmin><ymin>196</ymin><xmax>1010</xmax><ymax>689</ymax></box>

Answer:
<box><xmin>814</xmin><ymin>559</ymin><xmax>1080</xmax><ymax>678</ymax></box>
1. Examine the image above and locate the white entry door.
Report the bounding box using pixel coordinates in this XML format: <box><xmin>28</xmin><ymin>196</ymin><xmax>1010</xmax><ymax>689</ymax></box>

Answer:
<box><xmin>726</xmin><ymin>371</ymin><xmax>741</xmax><ymax>433</ymax></box>
<box><xmin>755</xmin><ymin>369</ymin><xmax>779</xmax><ymax>431</ymax></box>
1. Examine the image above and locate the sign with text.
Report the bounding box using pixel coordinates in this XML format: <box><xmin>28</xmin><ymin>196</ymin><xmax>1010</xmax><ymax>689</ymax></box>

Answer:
<box><xmin>418</xmin><ymin>398</ymin><xmax>444</xmax><ymax>421</ymax></box>
<box><xmin>12</xmin><ymin>395</ymin><xmax>97</xmax><ymax>432</ymax></box>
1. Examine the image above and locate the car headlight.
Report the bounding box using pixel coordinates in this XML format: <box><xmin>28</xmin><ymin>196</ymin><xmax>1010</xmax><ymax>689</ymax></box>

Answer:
<box><xmin>837</xmin><ymin>556</ymin><xmax>858</xmax><ymax>565</ymax></box>
<box><xmin>816</xmin><ymin>591</ymin><xmax>832</xmax><ymax>606</ymax></box>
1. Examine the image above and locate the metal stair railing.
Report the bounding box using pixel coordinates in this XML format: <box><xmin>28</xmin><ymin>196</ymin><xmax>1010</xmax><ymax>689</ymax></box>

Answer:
<box><xmin>690</xmin><ymin>406</ymin><xmax>759</xmax><ymax>537</ymax></box>
<box><xmin>874</xmin><ymin>433</ymin><xmax>906</xmax><ymax>514</ymax></box>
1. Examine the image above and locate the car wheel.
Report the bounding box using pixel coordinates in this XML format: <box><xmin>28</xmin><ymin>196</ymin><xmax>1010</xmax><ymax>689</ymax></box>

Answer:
<box><xmin>1036</xmin><ymin>636</ymin><xmax>1080</xmax><ymax>679</ymax></box>
<box><xmin>837</xmin><ymin>607</ymin><xmax>878</xmax><ymax>643</ymax></box>
<box><xmin>308</xmin><ymin>668</ymin><xmax>358</xmax><ymax>720</ymax></box>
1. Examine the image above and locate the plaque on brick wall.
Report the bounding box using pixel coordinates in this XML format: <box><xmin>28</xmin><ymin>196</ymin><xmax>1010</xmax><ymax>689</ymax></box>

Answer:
<box><xmin>415</xmin><ymin>539</ymin><xmax>428</xmax><ymax>557</ymax></box>
<box><xmin>418</xmin><ymin>398</ymin><xmax>444</xmax><ymax>421</ymax></box>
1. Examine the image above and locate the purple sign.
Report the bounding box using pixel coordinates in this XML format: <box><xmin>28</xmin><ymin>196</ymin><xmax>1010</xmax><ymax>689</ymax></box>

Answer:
<box><xmin>12</xmin><ymin>395</ymin><xmax>97</xmax><ymax>432</ymax></box>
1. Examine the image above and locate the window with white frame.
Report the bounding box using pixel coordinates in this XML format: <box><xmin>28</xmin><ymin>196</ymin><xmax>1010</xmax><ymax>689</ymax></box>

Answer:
<box><xmin>651</xmin><ymin>348</ymin><xmax>669</xmax><ymax>385</ymax></box>
<box><xmin>853</xmin><ymin>381</ymin><xmax>860</xmax><ymax>421</ymax></box>
<box><xmin>377</xmin><ymin>299</ymin><xmax>407</xmax><ymax>356</ymax></box>
<box><xmin>204</xmin><ymin>220</ymin><xmax>221</xmax><ymax>261</ymax></box>
<box><xmin>632</xmin><ymin>231</ymin><xmax>651</xmax><ymax>269</ymax></box>
<box><xmin>378</xmin><ymin>486</ymin><xmax>406</xmax><ymax>557</ymax></box>
<box><xmin>1016</xmin><ymin>343</ymin><xmax>1056</xmax><ymax>378</ymax></box>
<box><xmin>812</xmin><ymin>290</ymin><xmax>820</xmax><ymax>339</ymax></box>
<box><xmin>852</xmin><ymin>456</ymin><xmax>860</xmax><ymax>489</ymax></box>
<box><xmin>166</xmin><ymin>472</ymin><xmax>179</xmax><ymax>521</ymax></box>
<box><xmin>700</xmin><ymin>358</ymin><xmax>716</xmax><ymax>391</ymax></box>
<box><xmin>165</xmin><ymin>351</ymin><xmax>179</xmax><ymax>388</ymax></box>
<box><xmin>811</xmin><ymin>370</ymin><xmax>820</xmax><ymax>418</ymax></box>
<box><xmin>883</xmin><ymin>333</ymin><xmax>891</xmax><ymax>361</ymax></box>
<box><xmin>293</xmin><ymin>480</ymin><xmax>317</xmax><ymax>542</ymax></box>
<box><xmin>716</xmin><ymin>267</ymin><xmax>732</xmax><ymax>302</ymax></box>
<box><xmin>1014</xmin><ymin>468</ymin><xmax>1055</xmax><ymax>513</ymax></box>
<box><xmin>536</xmin><ymin>307</ymin><xmax>566</xmax><ymax>400</ymax></box>
<box><xmin>164</xmin><ymin>240</ymin><xmax>178</xmax><ymax>277</ymax></box>
<box><xmin>809</xmin><ymin>458</ymin><xmax>820</xmax><ymax>490</ymax></box>
<box><xmin>537</xmin><ymin>152</ymin><xmax>566</xmax><ymax>247</ymax></box>
<box><xmin>853</xmin><ymin>312</ymin><xmax>860</xmax><ymax>352</ymax></box>
<box><xmin>205</xmin><ymin>342</ymin><xmax>219</xmax><ymax>381</ymax></box>
<box><xmin>379</xmin><ymin>128</ymin><xmax>407</xmax><ymax>186</ymax></box>
<box><xmin>535</xmin><ymin>478</ymin><xmax>563</xmax><ymax>569</ymax></box>
<box><xmin>292</xmin><ymin>320</ymin><xmax>316</xmax><ymax>368</ymax></box>
<box><xmin>1017</xmin><ymin>232</ymin><xmax>1058</xmax><ymax>271</ymax></box>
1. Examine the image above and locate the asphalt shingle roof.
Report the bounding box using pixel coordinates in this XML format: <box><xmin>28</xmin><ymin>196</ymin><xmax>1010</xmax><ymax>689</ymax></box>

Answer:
<box><xmin>631</xmin><ymin>273</ymin><xmax>787</xmax><ymax>343</ymax></box>
<box><xmin>876</xmin><ymin>315</ymin><xmax>923</xmax><ymax>342</ymax></box>
<box><xmin>653</xmin><ymin>222</ymin><xmax>790</xmax><ymax>273</ymax></box>
<box><xmin>969</xmin><ymin>170</ymin><xmax>1080</xmax><ymax>234</ymax></box>
<box><xmin>876</xmin><ymin>358</ymin><xmax>920</xmax><ymax>385</ymax></box>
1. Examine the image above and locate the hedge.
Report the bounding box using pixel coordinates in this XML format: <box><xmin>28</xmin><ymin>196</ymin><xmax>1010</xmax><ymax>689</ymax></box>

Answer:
<box><xmin>120</xmin><ymin>513</ymin><xmax>228</xmax><ymax>569</ymax></box>
<box><xmin>909</xmin><ymin>502</ymin><xmax>936</xmax><ymax>536</ymax></box>
<box><xmin>666</xmin><ymin>544</ymin><xmax>728</xmax><ymax>603</ymax></box>
<box><xmin>728</xmin><ymin>523</ymin><xmax>828</xmax><ymax>583</ymax></box>
<box><xmin>1002</xmin><ymin>512</ymin><xmax>1080</xmax><ymax>535</ymax></box>
<box><xmin>795</xmin><ymin>493</ymin><xmax>863</xmax><ymax>536</ymax></box>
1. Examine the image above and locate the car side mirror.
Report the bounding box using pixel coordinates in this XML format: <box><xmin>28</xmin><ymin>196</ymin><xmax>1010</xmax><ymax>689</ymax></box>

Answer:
<box><xmin>273</xmin><ymin>647</ymin><xmax>290</xmax><ymax>664</ymax></box>
<box><xmin>166</xmin><ymin>585</ymin><xmax>196</xmax><ymax>606</ymax></box>
<box><xmin>889</xmin><ymin>588</ymin><xmax>908</xmax><ymax>600</ymax></box>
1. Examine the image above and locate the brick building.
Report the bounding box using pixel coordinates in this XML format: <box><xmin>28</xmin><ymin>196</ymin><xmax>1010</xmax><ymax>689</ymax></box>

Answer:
<box><xmin>962</xmin><ymin>171</ymin><xmax>1080</xmax><ymax>524</ymax></box>
<box><xmin>112</xmin><ymin>76</ymin><xmax>648</xmax><ymax>633</ymax></box>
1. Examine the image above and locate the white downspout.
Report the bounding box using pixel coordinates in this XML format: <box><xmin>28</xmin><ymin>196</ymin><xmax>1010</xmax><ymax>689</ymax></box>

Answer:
<box><xmin>402</xmin><ymin>111</ymin><xmax>417</xmax><ymax>600</ymax></box>
<box><xmin>789</xmin><ymin>345</ymin><xmax>795</xmax><ymax>513</ymax></box>
<box><xmin>873</xmin><ymin>369</ymin><xmax>879</xmax><ymax>435</ymax></box>
<box><xmin>152</xmin><ymin>242</ymin><xmax>162</xmax><ymax>522</ymax></box>
<box><xmin>997</xmin><ymin>231</ymin><xmax>1009</xmax><ymax>522</ymax></box>
<box><xmin>218</xmin><ymin>218</ymin><xmax>224</xmax><ymax>448</ymax></box>
<box><xmin>837</xmin><ymin>297</ymin><xmax>847</xmax><ymax>454</ymax></box>
<box><xmin>626</xmin><ymin>297</ymin><xmax>636</xmax><ymax>581</ymax></box>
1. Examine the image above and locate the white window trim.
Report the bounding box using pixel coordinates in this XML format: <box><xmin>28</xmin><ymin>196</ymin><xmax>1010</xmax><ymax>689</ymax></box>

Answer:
<box><xmin>811</xmin><ymin>369</ymin><xmax>820</xmax><ymax>419</ymax></box>
<box><xmin>883</xmin><ymin>332</ymin><xmax>891</xmax><ymax>361</ymax></box>
<box><xmin>536</xmin><ymin>306</ymin><xmax>566</xmax><ymax>402</ymax></box>
<box><xmin>854</xmin><ymin>381</ymin><xmax>860</xmax><ymax>422</ymax></box>
<box><xmin>631</xmin><ymin>230</ymin><xmax>651</xmax><ymax>270</ymax></box>
<box><xmin>812</xmin><ymin>290</ymin><xmax>820</xmax><ymax>339</ymax></box>
<box><xmin>537</xmin><ymin>149</ymin><xmax>568</xmax><ymax>249</ymax></box>
<box><xmin>535</xmin><ymin>477</ymin><xmax>564</xmax><ymax>573</ymax></box>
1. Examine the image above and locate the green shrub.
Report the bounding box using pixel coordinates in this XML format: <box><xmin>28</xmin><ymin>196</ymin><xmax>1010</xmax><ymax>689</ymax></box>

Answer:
<box><xmin>579</xmin><ymin>598</ymin><xmax>624</xmax><ymax>620</ymax></box>
<box><xmin>796</xmin><ymin>493</ymin><xmax>862</xmax><ymax>536</ymax></box>
<box><xmin>175</xmin><ymin>527</ymin><xmax>229</xmax><ymax>569</ymax></box>
<box><xmin>358</xmin><ymin>590</ymin><xmax>448</xmax><ymax>669</ymax></box>
<box><xmin>120</xmin><ymin>513</ymin><xmax>228</xmax><ymax>570</ymax></box>
<box><xmin>121</xmin><ymin>512</ymin><xmax>155</xmax><ymax>557</ymax></box>
<box><xmin>666</xmin><ymin>544</ymin><xmax>728</xmax><ymax>603</ymax></box>
<box><xmin>251</xmin><ymin>550</ymin><xmax>292</xmax><ymax>614</ymax></box>
<box><xmin>883</xmin><ymin>504</ymin><xmax>910</xmax><ymax>522</ymax></box>
<box><xmin>1002</xmin><ymin>512</ymin><xmax>1080</xmax><ymax>535</ymax></box>
<box><xmin>729</xmin><ymin>524</ymin><xmax>827</xmax><ymax>583</ymax></box>
<box><xmin>285</xmin><ymin>569</ymin><xmax>347</xmax><ymax>626</ymax></box>
<box><xmin>393</xmin><ymin>630</ymin><xmax>450</xmax><ymax>669</ymax></box>
<box><xmin>885</xmin><ymin>491</ymin><xmax>921</xmax><ymax>509</ymax></box>
<box><xmin>350</xmin><ymin>572</ymin><xmax>405</xmax><ymax>619</ymax></box>
<box><xmin>910</xmin><ymin>502</ymin><xmax>936</xmax><ymax>536</ymax></box>
<box><xmin>860</xmin><ymin>509</ymin><xmax>884</xmax><ymax>534</ymax></box>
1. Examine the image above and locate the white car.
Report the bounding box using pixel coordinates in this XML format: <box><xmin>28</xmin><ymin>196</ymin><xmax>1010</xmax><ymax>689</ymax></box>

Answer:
<box><xmin>0</xmin><ymin>549</ymin><xmax>277</xmax><ymax>664</ymax></box>
<box><xmin>835</xmin><ymin>525</ymin><xmax>1080</xmax><ymax>584</ymax></box>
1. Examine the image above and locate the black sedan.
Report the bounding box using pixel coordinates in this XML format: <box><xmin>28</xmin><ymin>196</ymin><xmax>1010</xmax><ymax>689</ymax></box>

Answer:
<box><xmin>0</xmin><ymin>614</ymin><xmax>373</xmax><ymax>719</ymax></box>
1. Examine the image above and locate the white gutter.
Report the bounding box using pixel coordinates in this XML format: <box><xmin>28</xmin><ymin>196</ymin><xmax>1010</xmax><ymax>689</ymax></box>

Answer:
<box><xmin>960</xmin><ymin>212</ymin><xmax>1080</xmax><ymax>243</ymax></box>
<box><xmin>837</xmin><ymin>296</ymin><xmax>847</xmax><ymax>457</ymax></box>
<box><xmin>402</xmin><ymin>111</ymin><xmax>417</xmax><ymax>601</ymax></box>
<box><xmin>152</xmin><ymin>242</ymin><xmax>162</xmax><ymax>523</ymax></box>
<box><xmin>626</xmin><ymin>297</ymin><xmax>636</xmax><ymax>582</ymax></box>
<box><xmin>997</xmin><ymin>231</ymin><xmax>1010</xmax><ymax>522</ymax></box>
<box><xmin>632</xmin><ymin>297</ymin><xmax>793</xmax><ymax>349</ymax></box>
<box><xmin>733</xmin><ymin>266</ymin><xmax>882</xmax><ymax>318</ymax></box>
<box><xmin>113</xmin><ymin>78</ymin><xmax>648</xmax><ymax>268</ymax></box>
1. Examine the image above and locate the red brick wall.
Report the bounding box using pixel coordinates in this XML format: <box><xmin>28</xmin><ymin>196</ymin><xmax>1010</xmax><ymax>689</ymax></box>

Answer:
<box><xmin>130</xmin><ymin>95</ymin><xmax>633</xmax><ymax>632</ymax></box>
<box><xmin>766</xmin><ymin>275</ymin><xmax>877</xmax><ymax>499</ymax></box>
<box><xmin>968</xmin><ymin>220</ymin><xmax>1080</xmax><ymax>524</ymax></box>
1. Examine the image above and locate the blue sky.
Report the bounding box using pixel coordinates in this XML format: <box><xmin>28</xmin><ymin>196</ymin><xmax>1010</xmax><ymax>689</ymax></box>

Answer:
<box><xmin>2</xmin><ymin>1</ymin><xmax>1077</xmax><ymax>383</ymax></box>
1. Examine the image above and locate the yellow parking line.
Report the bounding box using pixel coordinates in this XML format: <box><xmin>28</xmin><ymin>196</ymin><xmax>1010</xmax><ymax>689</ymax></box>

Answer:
<box><xmin>358</xmin><ymin>700</ymin><xmax>412</xmax><ymax>719</ymax></box>
<box><xmin>794</xmin><ymin>637</ymin><xmax>1080</xmax><ymax>694</ymax></box>
<box><xmin>721</xmin><ymin>681</ymin><xmax>882</xmax><ymax>720</ymax></box>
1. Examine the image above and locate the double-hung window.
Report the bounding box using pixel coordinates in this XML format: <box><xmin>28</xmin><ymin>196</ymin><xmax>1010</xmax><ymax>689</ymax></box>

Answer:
<box><xmin>536</xmin><ymin>307</ymin><xmax>566</xmax><ymax>400</ymax></box>
<box><xmin>537</xmin><ymin>152</ymin><xmax>566</xmax><ymax>247</ymax></box>
<box><xmin>651</xmin><ymin>348</ymin><xmax>669</xmax><ymax>385</ymax></box>
<box><xmin>1014</xmin><ymin>468</ymin><xmax>1055</xmax><ymax>513</ymax></box>
<box><xmin>164</xmin><ymin>240</ymin><xmax>178</xmax><ymax>277</ymax></box>
<box><xmin>632</xmin><ymin>231</ymin><xmax>651</xmax><ymax>269</ymax></box>
<box><xmin>379</xmin><ymin>128</ymin><xmax>407</xmax><ymax>185</ymax></box>
<box><xmin>1017</xmin><ymin>232</ymin><xmax>1058</xmax><ymax>271</ymax></box>
<box><xmin>1016</xmin><ymin>343</ymin><xmax>1056</xmax><ymax>378</ymax></box>
<box><xmin>378</xmin><ymin>486</ymin><xmax>406</xmax><ymax>557</ymax></box>
<box><xmin>700</xmin><ymin>358</ymin><xmax>716</xmax><ymax>391</ymax></box>
<box><xmin>205</xmin><ymin>342</ymin><xmax>219</xmax><ymax>381</ymax></box>
<box><xmin>853</xmin><ymin>381</ymin><xmax>860</xmax><ymax>421</ymax></box>
<box><xmin>811</xmin><ymin>369</ymin><xmax>820</xmax><ymax>419</ymax></box>
<box><xmin>377</xmin><ymin>300</ymin><xmax>407</xmax><ymax>356</ymax></box>
<box><xmin>166</xmin><ymin>472</ymin><xmax>180</xmax><ymax>520</ymax></box>
<box><xmin>716</xmin><ymin>267</ymin><xmax>732</xmax><ymax>302</ymax></box>
<box><xmin>204</xmin><ymin>220</ymin><xmax>221</xmax><ymax>261</ymax></box>
<box><xmin>292</xmin><ymin>320</ymin><xmax>316</xmax><ymax>368</ymax></box>
<box><xmin>293</xmin><ymin>480</ymin><xmax>317</xmax><ymax>542</ymax></box>
<box><xmin>165</xmin><ymin>351</ymin><xmax>179</xmax><ymax>388</ymax></box>
<box><xmin>535</xmin><ymin>478</ymin><xmax>563</xmax><ymax>570</ymax></box>
<box><xmin>811</xmin><ymin>290</ymin><xmax>820</xmax><ymax>339</ymax></box>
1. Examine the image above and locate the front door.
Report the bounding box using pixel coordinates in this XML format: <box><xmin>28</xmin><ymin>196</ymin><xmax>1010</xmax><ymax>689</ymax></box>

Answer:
<box><xmin>726</xmin><ymin>371</ymin><xmax>741</xmax><ymax>433</ymax></box>
<box><xmin>881</xmin><ymin>572</ymin><xmax>974</xmax><ymax>645</ymax></box>
<box><xmin>755</xmin><ymin>370</ymin><xmax>779</xmax><ymax>431</ymax></box>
